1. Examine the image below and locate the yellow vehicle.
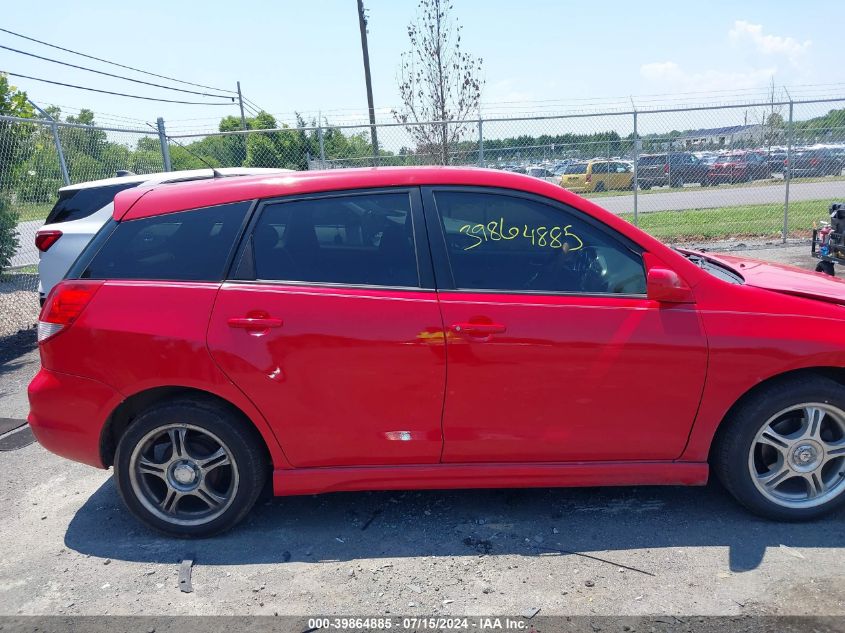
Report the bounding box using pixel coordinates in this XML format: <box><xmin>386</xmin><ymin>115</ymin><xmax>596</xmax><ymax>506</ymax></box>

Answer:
<box><xmin>560</xmin><ymin>160</ymin><xmax>634</xmax><ymax>193</ymax></box>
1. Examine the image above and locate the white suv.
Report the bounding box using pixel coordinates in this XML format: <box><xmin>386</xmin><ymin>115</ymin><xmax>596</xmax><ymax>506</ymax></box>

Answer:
<box><xmin>35</xmin><ymin>168</ymin><xmax>288</xmax><ymax>302</ymax></box>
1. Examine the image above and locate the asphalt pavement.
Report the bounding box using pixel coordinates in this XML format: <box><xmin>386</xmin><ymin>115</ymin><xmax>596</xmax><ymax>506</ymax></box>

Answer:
<box><xmin>1</xmin><ymin>244</ymin><xmax>843</xmax><ymax>617</ymax></box>
<box><xmin>589</xmin><ymin>179</ymin><xmax>845</xmax><ymax>215</ymax></box>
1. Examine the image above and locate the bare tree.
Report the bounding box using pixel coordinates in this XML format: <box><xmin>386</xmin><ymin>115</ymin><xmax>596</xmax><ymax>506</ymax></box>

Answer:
<box><xmin>757</xmin><ymin>77</ymin><xmax>785</xmax><ymax>153</ymax></box>
<box><xmin>393</xmin><ymin>0</ymin><xmax>483</xmax><ymax>165</ymax></box>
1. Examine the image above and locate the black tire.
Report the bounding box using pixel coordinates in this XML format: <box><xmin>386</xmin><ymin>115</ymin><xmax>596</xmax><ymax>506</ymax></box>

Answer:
<box><xmin>816</xmin><ymin>261</ymin><xmax>835</xmax><ymax>276</ymax></box>
<box><xmin>640</xmin><ymin>183</ymin><xmax>651</xmax><ymax>190</ymax></box>
<box><xmin>594</xmin><ymin>182</ymin><xmax>606</xmax><ymax>193</ymax></box>
<box><xmin>712</xmin><ymin>376</ymin><xmax>845</xmax><ymax>521</ymax></box>
<box><xmin>114</xmin><ymin>397</ymin><xmax>268</xmax><ymax>537</ymax></box>
<box><xmin>670</xmin><ymin>176</ymin><xmax>684</xmax><ymax>188</ymax></box>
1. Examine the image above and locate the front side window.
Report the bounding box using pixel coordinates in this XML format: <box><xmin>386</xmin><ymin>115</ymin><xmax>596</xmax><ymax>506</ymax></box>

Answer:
<box><xmin>81</xmin><ymin>202</ymin><xmax>251</xmax><ymax>281</ymax></box>
<box><xmin>249</xmin><ymin>192</ymin><xmax>419</xmax><ymax>287</ymax></box>
<box><xmin>434</xmin><ymin>190</ymin><xmax>646</xmax><ymax>295</ymax></box>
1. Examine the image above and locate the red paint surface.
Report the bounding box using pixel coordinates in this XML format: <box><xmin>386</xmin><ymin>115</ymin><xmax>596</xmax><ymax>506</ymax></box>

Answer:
<box><xmin>28</xmin><ymin>167</ymin><xmax>845</xmax><ymax>495</ymax></box>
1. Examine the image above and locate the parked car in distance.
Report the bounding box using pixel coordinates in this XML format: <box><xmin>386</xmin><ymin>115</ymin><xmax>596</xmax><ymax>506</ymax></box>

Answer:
<box><xmin>527</xmin><ymin>166</ymin><xmax>554</xmax><ymax>179</ymax></box>
<box><xmin>636</xmin><ymin>152</ymin><xmax>709</xmax><ymax>189</ymax></box>
<box><xmin>28</xmin><ymin>166</ymin><xmax>845</xmax><ymax>536</ymax></box>
<box><xmin>35</xmin><ymin>168</ymin><xmax>289</xmax><ymax>302</ymax></box>
<box><xmin>705</xmin><ymin>151</ymin><xmax>772</xmax><ymax>185</ymax></box>
<box><xmin>765</xmin><ymin>149</ymin><xmax>788</xmax><ymax>174</ymax></box>
<box><xmin>787</xmin><ymin>148</ymin><xmax>844</xmax><ymax>178</ymax></box>
<box><xmin>560</xmin><ymin>160</ymin><xmax>633</xmax><ymax>193</ymax></box>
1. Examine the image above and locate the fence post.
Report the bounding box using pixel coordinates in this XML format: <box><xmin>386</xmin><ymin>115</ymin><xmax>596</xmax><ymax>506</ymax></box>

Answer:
<box><xmin>28</xmin><ymin>100</ymin><xmax>70</xmax><ymax>185</ymax></box>
<box><xmin>783</xmin><ymin>100</ymin><xmax>794</xmax><ymax>243</ymax></box>
<box><xmin>156</xmin><ymin>117</ymin><xmax>172</xmax><ymax>172</ymax></box>
<box><xmin>317</xmin><ymin>116</ymin><xmax>326</xmax><ymax>167</ymax></box>
<box><xmin>478</xmin><ymin>117</ymin><xmax>484</xmax><ymax>167</ymax></box>
<box><xmin>632</xmin><ymin>110</ymin><xmax>639</xmax><ymax>226</ymax></box>
<box><xmin>51</xmin><ymin>121</ymin><xmax>70</xmax><ymax>186</ymax></box>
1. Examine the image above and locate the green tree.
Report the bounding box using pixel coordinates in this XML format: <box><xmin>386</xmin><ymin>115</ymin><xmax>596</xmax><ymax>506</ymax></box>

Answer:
<box><xmin>0</xmin><ymin>73</ymin><xmax>35</xmax><ymax>190</ymax></box>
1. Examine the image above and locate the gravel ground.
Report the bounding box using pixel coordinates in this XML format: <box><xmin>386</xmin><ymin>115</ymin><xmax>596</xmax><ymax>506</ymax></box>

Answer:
<box><xmin>1</xmin><ymin>243</ymin><xmax>842</xmax><ymax>618</ymax></box>
<box><xmin>0</xmin><ymin>273</ymin><xmax>38</xmax><ymax>339</ymax></box>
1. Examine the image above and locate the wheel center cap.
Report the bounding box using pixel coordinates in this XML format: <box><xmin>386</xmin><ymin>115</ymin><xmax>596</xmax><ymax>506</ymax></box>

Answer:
<box><xmin>171</xmin><ymin>462</ymin><xmax>199</xmax><ymax>487</ymax></box>
<box><xmin>790</xmin><ymin>442</ymin><xmax>823</xmax><ymax>472</ymax></box>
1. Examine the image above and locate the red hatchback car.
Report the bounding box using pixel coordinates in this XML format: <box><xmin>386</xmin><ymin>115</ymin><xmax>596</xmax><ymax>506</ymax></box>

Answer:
<box><xmin>28</xmin><ymin>167</ymin><xmax>845</xmax><ymax>536</ymax></box>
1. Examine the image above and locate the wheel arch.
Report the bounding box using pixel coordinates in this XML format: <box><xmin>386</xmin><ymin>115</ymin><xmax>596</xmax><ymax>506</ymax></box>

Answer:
<box><xmin>99</xmin><ymin>385</ymin><xmax>283</xmax><ymax>469</ymax></box>
<box><xmin>705</xmin><ymin>366</ymin><xmax>845</xmax><ymax>461</ymax></box>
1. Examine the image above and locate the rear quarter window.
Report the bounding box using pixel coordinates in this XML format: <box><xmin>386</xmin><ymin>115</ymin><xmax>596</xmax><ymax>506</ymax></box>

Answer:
<box><xmin>80</xmin><ymin>201</ymin><xmax>251</xmax><ymax>281</ymax></box>
<box><xmin>46</xmin><ymin>182</ymin><xmax>140</xmax><ymax>225</ymax></box>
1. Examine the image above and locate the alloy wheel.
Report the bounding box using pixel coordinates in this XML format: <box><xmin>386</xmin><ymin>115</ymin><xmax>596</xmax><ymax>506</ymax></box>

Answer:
<box><xmin>749</xmin><ymin>403</ymin><xmax>845</xmax><ymax>509</ymax></box>
<box><xmin>128</xmin><ymin>423</ymin><xmax>239</xmax><ymax>526</ymax></box>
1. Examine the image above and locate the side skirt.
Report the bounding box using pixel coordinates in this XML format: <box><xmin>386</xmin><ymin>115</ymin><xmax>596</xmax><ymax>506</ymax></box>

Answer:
<box><xmin>272</xmin><ymin>461</ymin><xmax>708</xmax><ymax>496</ymax></box>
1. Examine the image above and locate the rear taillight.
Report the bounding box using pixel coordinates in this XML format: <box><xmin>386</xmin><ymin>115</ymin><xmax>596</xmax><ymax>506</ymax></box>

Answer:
<box><xmin>784</xmin><ymin>159</ymin><xmax>789</xmax><ymax>166</ymax></box>
<box><xmin>38</xmin><ymin>281</ymin><xmax>104</xmax><ymax>342</ymax></box>
<box><xmin>585</xmin><ymin>173</ymin><xmax>592</xmax><ymax>182</ymax></box>
<box><xmin>35</xmin><ymin>230</ymin><xmax>62</xmax><ymax>252</ymax></box>
<box><xmin>810</xmin><ymin>158</ymin><xmax>820</xmax><ymax>166</ymax></box>
<box><xmin>663</xmin><ymin>164</ymin><xmax>669</xmax><ymax>174</ymax></box>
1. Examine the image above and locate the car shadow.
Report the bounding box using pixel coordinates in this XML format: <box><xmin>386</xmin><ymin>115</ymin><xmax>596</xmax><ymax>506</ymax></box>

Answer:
<box><xmin>64</xmin><ymin>477</ymin><xmax>845</xmax><ymax>573</ymax></box>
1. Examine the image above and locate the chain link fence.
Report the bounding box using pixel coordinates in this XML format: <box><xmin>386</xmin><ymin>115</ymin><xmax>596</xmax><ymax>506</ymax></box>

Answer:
<box><xmin>2</xmin><ymin>97</ymin><xmax>845</xmax><ymax>338</ymax></box>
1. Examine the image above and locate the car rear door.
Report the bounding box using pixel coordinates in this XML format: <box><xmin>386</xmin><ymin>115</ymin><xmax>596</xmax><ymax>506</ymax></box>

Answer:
<box><xmin>423</xmin><ymin>186</ymin><xmax>708</xmax><ymax>463</ymax></box>
<box><xmin>206</xmin><ymin>188</ymin><xmax>447</xmax><ymax>468</ymax></box>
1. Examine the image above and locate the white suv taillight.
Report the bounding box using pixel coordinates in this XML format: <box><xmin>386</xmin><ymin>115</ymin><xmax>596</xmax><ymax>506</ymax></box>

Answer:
<box><xmin>35</xmin><ymin>230</ymin><xmax>63</xmax><ymax>252</ymax></box>
<box><xmin>37</xmin><ymin>281</ymin><xmax>104</xmax><ymax>342</ymax></box>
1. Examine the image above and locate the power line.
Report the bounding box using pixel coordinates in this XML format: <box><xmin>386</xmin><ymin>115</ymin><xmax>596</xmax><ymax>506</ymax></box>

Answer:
<box><xmin>0</xmin><ymin>44</ymin><xmax>235</xmax><ymax>99</ymax></box>
<box><xmin>0</xmin><ymin>26</ymin><xmax>237</xmax><ymax>95</ymax></box>
<box><xmin>2</xmin><ymin>71</ymin><xmax>237</xmax><ymax>105</ymax></box>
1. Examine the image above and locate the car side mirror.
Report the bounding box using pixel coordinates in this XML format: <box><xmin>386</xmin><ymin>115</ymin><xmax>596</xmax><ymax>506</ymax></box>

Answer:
<box><xmin>646</xmin><ymin>267</ymin><xmax>695</xmax><ymax>303</ymax></box>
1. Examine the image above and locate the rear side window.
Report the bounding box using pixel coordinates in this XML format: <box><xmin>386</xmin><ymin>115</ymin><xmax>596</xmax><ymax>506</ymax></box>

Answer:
<box><xmin>46</xmin><ymin>182</ymin><xmax>140</xmax><ymax>225</ymax></box>
<box><xmin>246</xmin><ymin>192</ymin><xmax>419</xmax><ymax>287</ymax></box>
<box><xmin>80</xmin><ymin>202</ymin><xmax>251</xmax><ymax>281</ymax></box>
<box><xmin>638</xmin><ymin>155</ymin><xmax>665</xmax><ymax>166</ymax></box>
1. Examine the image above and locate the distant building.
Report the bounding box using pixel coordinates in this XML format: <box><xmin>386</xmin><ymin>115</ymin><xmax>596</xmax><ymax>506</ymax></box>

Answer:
<box><xmin>677</xmin><ymin>124</ymin><xmax>764</xmax><ymax>148</ymax></box>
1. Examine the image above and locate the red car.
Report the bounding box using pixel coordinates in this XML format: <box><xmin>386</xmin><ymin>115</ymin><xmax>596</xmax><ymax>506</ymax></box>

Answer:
<box><xmin>29</xmin><ymin>167</ymin><xmax>845</xmax><ymax>536</ymax></box>
<box><xmin>706</xmin><ymin>151</ymin><xmax>772</xmax><ymax>185</ymax></box>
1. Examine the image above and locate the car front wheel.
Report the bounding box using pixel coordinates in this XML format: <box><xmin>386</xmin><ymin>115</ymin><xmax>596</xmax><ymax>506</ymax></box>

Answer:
<box><xmin>114</xmin><ymin>398</ymin><xmax>267</xmax><ymax>537</ymax></box>
<box><xmin>713</xmin><ymin>377</ymin><xmax>845</xmax><ymax>521</ymax></box>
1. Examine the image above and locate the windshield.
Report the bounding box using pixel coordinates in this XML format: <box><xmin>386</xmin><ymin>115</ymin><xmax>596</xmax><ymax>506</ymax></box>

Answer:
<box><xmin>676</xmin><ymin>249</ymin><xmax>744</xmax><ymax>284</ymax></box>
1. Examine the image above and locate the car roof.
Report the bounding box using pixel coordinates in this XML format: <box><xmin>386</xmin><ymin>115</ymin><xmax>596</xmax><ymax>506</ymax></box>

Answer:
<box><xmin>58</xmin><ymin>167</ymin><xmax>291</xmax><ymax>192</ymax></box>
<box><xmin>114</xmin><ymin>166</ymin><xmax>589</xmax><ymax>221</ymax></box>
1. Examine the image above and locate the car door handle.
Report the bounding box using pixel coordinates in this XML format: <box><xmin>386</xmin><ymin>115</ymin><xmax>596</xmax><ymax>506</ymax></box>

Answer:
<box><xmin>450</xmin><ymin>322</ymin><xmax>507</xmax><ymax>336</ymax></box>
<box><xmin>227</xmin><ymin>316</ymin><xmax>283</xmax><ymax>329</ymax></box>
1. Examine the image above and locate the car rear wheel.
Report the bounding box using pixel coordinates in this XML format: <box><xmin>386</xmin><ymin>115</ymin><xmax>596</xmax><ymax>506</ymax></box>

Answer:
<box><xmin>713</xmin><ymin>377</ymin><xmax>845</xmax><ymax>521</ymax></box>
<box><xmin>594</xmin><ymin>182</ymin><xmax>606</xmax><ymax>192</ymax></box>
<box><xmin>114</xmin><ymin>398</ymin><xmax>267</xmax><ymax>537</ymax></box>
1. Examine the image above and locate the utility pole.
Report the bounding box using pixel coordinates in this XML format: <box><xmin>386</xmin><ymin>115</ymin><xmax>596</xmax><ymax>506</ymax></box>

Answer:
<box><xmin>357</xmin><ymin>0</ymin><xmax>380</xmax><ymax>165</ymax></box>
<box><xmin>236</xmin><ymin>81</ymin><xmax>248</xmax><ymax>130</ymax></box>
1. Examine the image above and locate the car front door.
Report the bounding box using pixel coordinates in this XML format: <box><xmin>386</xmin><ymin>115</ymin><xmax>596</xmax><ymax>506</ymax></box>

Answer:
<box><xmin>207</xmin><ymin>189</ymin><xmax>446</xmax><ymax>468</ymax></box>
<box><xmin>424</xmin><ymin>187</ymin><xmax>708</xmax><ymax>463</ymax></box>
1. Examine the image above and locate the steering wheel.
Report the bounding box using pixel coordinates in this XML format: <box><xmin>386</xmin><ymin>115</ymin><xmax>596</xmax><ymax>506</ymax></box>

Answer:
<box><xmin>522</xmin><ymin>244</ymin><xmax>608</xmax><ymax>293</ymax></box>
<box><xmin>574</xmin><ymin>246</ymin><xmax>609</xmax><ymax>293</ymax></box>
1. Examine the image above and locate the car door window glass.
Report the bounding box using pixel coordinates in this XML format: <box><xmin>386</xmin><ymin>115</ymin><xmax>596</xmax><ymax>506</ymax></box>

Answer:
<box><xmin>250</xmin><ymin>193</ymin><xmax>419</xmax><ymax>287</ymax></box>
<box><xmin>435</xmin><ymin>191</ymin><xmax>646</xmax><ymax>295</ymax></box>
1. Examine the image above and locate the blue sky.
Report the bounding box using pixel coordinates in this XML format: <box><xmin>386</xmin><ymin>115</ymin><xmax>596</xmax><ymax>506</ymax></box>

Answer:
<box><xmin>2</xmin><ymin>0</ymin><xmax>843</xmax><ymax>133</ymax></box>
